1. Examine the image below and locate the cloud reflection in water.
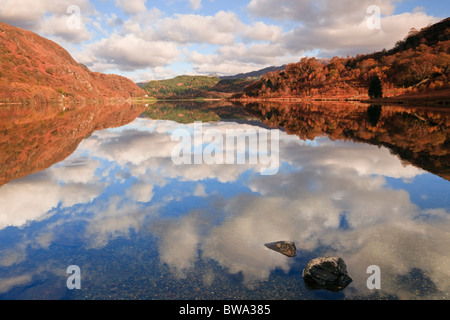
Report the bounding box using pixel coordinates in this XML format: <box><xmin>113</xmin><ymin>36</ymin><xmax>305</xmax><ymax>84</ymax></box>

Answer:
<box><xmin>0</xmin><ymin>118</ymin><xmax>448</xmax><ymax>299</ymax></box>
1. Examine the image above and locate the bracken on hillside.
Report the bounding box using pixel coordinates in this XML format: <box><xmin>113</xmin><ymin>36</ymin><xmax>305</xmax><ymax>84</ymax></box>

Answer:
<box><xmin>243</xmin><ymin>18</ymin><xmax>450</xmax><ymax>101</ymax></box>
<box><xmin>0</xmin><ymin>22</ymin><xmax>144</xmax><ymax>103</ymax></box>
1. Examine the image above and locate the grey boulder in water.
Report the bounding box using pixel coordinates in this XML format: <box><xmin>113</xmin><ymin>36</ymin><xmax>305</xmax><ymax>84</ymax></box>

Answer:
<box><xmin>302</xmin><ymin>256</ymin><xmax>352</xmax><ymax>291</ymax></box>
<box><xmin>264</xmin><ymin>241</ymin><xmax>297</xmax><ymax>257</ymax></box>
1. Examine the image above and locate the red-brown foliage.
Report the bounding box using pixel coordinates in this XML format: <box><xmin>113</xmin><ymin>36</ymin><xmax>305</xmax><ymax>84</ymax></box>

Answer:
<box><xmin>0</xmin><ymin>102</ymin><xmax>147</xmax><ymax>185</ymax></box>
<box><xmin>0</xmin><ymin>23</ymin><xmax>144</xmax><ymax>103</ymax></box>
<box><xmin>243</xmin><ymin>101</ymin><xmax>450</xmax><ymax>180</ymax></box>
<box><xmin>243</xmin><ymin>18</ymin><xmax>450</xmax><ymax>101</ymax></box>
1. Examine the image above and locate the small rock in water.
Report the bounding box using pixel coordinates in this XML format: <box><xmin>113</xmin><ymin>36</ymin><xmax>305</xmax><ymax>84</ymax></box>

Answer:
<box><xmin>302</xmin><ymin>257</ymin><xmax>352</xmax><ymax>291</ymax></box>
<box><xmin>264</xmin><ymin>241</ymin><xmax>297</xmax><ymax>257</ymax></box>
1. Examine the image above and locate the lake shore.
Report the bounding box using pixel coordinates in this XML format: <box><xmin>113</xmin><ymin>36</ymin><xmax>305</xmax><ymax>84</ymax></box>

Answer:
<box><xmin>360</xmin><ymin>89</ymin><xmax>450</xmax><ymax>107</ymax></box>
<box><xmin>225</xmin><ymin>89</ymin><xmax>450</xmax><ymax>108</ymax></box>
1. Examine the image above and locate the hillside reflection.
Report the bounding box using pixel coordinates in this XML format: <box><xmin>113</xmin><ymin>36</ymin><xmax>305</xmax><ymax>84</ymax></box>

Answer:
<box><xmin>242</xmin><ymin>101</ymin><xmax>450</xmax><ymax>181</ymax></box>
<box><xmin>0</xmin><ymin>113</ymin><xmax>449</xmax><ymax>299</ymax></box>
<box><xmin>0</xmin><ymin>102</ymin><xmax>147</xmax><ymax>186</ymax></box>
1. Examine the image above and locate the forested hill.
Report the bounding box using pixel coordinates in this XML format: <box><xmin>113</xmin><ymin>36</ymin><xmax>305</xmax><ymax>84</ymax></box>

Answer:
<box><xmin>139</xmin><ymin>66</ymin><xmax>299</xmax><ymax>99</ymax></box>
<box><xmin>0</xmin><ymin>23</ymin><xmax>144</xmax><ymax>103</ymax></box>
<box><xmin>141</xmin><ymin>75</ymin><xmax>254</xmax><ymax>99</ymax></box>
<box><xmin>242</xmin><ymin>17</ymin><xmax>450</xmax><ymax>101</ymax></box>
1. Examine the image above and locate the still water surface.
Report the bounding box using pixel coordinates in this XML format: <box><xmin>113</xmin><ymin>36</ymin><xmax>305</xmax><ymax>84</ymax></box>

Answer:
<box><xmin>0</xmin><ymin>101</ymin><xmax>449</xmax><ymax>300</ymax></box>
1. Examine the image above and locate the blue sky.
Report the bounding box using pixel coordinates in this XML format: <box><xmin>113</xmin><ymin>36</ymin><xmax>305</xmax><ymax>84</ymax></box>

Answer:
<box><xmin>0</xmin><ymin>0</ymin><xmax>448</xmax><ymax>82</ymax></box>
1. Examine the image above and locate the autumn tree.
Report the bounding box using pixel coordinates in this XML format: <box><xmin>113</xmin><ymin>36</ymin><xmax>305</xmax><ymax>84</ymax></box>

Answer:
<box><xmin>368</xmin><ymin>75</ymin><xmax>383</xmax><ymax>99</ymax></box>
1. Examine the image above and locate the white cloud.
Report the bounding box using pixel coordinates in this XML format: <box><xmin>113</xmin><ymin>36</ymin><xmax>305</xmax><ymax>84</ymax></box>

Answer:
<box><xmin>83</xmin><ymin>196</ymin><xmax>151</xmax><ymax>249</ymax></box>
<box><xmin>0</xmin><ymin>174</ymin><xmax>103</xmax><ymax>229</ymax></box>
<box><xmin>154</xmin><ymin>11</ymin><xmax>241</xmax><ymax>45</ymax></box>
<box><xmin>0</xmin><ymin>0</ymin><xmax>95</xmax><ymax>43</ymax></box>
<box><xmin>127</xmin><ymin>182</ymin><xmax>154</xmax><ymax>203</ymax></box>
<box><xmin>37</xmin><ymin>11</ymin><xmax>92</xmax><ymax>43</ymax></box>
<box><xmin>194</xmin><ymin>183</ymin><xmax>207</xmax><ymax>197</ymax></box>
<box><xmin>219</xmin><ymin>42</ymin><xmax>291</xmax><ymax>64</ymax></box>
<box><xmin>106</xmin><ymin>13</ymin><xmax>124</xmax><ymax>28</ymax></box>
<box><xmin>187</xmin><ymin>51</ymin><xmax>261</xmax><ymax>75</ymax></box>
<box><xmin>0</xmin><ymin>158</ymin><xmax>104</xmax><ymax>229</ymax></box>
<box><xmin>282</xmin><ymin>11</ymin><xmax>439</xmax><ymax>56</ymax></box>
<box><xmin>241</xmin><ymin>21</ymin><xmax>283</xmax><ymax>42</ymax></box>
<box><xmin>151</xmin><ymin>213</ymin><xmax>204</xmax><ymax>276</ymax></box>
<box><xmin>84</xmin><ymin>120</ymin><xmax>260</xmax><ymax>183</ymax></box>
<box><xmin>84</xmin><ymin>33</ymin><xmax>181</xmax><ymax>71</ymax></box>
<box><xmin>116</xmin><ymin>0</ymin><xmax>148</xmax><ymax>15</ymax></box>
<box><xmin>135</xmin><ymin>66</ymin><xmax>180</xmax><ymax>81</ymax></box>
<box><xmin>74</xmin><ymin>8</ymin><xmax>297</xmax><ymax>77</ymax></box>
<box><xmin>282</xmin><ymin>138</ymin><xmax>424</xmax><ymax>179</ymax></box>
<box><xmin>189</xmin><ymin>0</ymin><xmax>203</xmax><ymax>10</ymax></box>
<box><xmin>187</xmin><ymin>44</ymin><xmax>298</xmax><ymax>75</ymax></box>
<box><xmin>247</xmin><ymin>0</ymin><xmax>439</xmax><ymax>57</ymax></box>
<box><xmin>49</xmin><ymin>158</ymin><xmax>100</xmax><ymax>184</ymax></box>
<box><xmin>247</xmin><ymin>0</ymin><xmax>397</xmax><ymax>24</ymax></box>
<box><xmin>0</xmin><ymin>274</ymin><xmax>32</xmax><ymax>294</ymax></box>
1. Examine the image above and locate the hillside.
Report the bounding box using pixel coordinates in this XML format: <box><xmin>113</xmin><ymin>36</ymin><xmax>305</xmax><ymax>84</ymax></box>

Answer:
<box><xmin>242</xmin><ymin>18</ymin><xmax>450</xmax><ymax>102</ymax></box>
<box><xmin>0</xmin><ymin>23</ymin><xmax>144</xmax><ymax>103</ymax></box>
<box><xmin>142</xmin><ymin>75</ymin><xmax>221</xmax><ymax>98</ymax></box>
<box><xmin>141</xmin><ymin>75</ymin><xmax>253</xmax><ymax>99</ymax></box>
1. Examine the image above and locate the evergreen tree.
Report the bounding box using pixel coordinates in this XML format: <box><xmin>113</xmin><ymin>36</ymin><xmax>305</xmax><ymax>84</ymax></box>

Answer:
<box><xmin>368</xmin><ymin>75</ymin><xmax>383</xmax><ymax>99</ymax></box>
<box><xmin>367</xmin><ymin>104</ymin><xmax>382</xmax><ymax>127</ymax></box>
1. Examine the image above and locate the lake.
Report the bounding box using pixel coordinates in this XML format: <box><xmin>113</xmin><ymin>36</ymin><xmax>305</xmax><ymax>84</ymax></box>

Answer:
<box><xmin>0</xmin><ymin>101</ymin><xmax>449</xmax><ymax>300</ymax></box>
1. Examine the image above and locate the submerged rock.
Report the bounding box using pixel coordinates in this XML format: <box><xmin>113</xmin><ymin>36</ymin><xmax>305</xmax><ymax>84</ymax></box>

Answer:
<box><xmin>302</xmin><ymin>257</ymin><xmax>352</xmax><ymax>291</ymax></box>
<box><xmin>264</xmin><ymin>241</ymin><xmax>297</xmax><ymax>257</ymax></box>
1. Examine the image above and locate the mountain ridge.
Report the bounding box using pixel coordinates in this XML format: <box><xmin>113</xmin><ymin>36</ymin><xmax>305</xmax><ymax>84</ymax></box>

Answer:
<box><xmin>220</xmin><ymin>65</ymin><xmax>287</xmax><ymax>80</ymax></box>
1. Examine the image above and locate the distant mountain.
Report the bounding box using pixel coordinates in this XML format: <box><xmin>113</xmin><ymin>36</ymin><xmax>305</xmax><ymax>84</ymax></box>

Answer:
<box><xmin>220</xmin><ymin>65</ymin><xmax>287</xmax><ymax>80</ymax></box>
<box><xmin>139</xmin><ymin>66</ymin><xmax>296</xmax><ymax>99</ymax></box>
<box><xmin>0</xmin><ymin>23</ymin><xmax>144</xmax><ymax>103</ymax></box>
<box><xmin>243</xmin><ymin>17</ymin><xmax>450</xmax><ymax>102</ymax></box>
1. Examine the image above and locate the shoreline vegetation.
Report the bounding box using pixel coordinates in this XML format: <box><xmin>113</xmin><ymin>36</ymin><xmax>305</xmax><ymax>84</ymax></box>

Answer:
<box><xmin>229</xmin><ymin>90</ymin><xmax>450</xmax><ymax>107</ymax></box>
<box><xmin>2</xmin><ymin>88</ymin><xmax>449</xmax><ymax>108</ymax></box>
<box><xmin>130</xmin><ymin>90</ymin><xmax>450</xmax><ymax>108</ymax></box>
